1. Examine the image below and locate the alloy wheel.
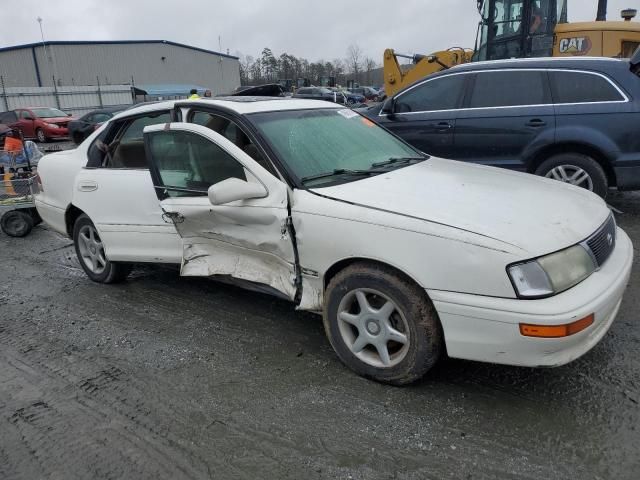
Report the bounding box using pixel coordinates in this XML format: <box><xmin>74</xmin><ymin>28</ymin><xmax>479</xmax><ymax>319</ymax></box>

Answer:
<box><xmin>337</xmin><ymin>288</ymin><xmax>410</xmax><ymax>368</ymax></box>
<box><xmin>545</xmin><ymin>165</ymin><xmax>594</xmax><ymax>191</ymax></box>
<box><xmin>77</xmin><ymin>224</ymin><xmax>106</xmax><ymax>274</ymax></box>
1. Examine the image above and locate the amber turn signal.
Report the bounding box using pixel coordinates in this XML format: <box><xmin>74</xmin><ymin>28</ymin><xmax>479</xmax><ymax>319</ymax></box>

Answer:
<box><xmin>519</xmin><ymin>314</ymin><xmax>595</xmax><ymax>338</ymax></box>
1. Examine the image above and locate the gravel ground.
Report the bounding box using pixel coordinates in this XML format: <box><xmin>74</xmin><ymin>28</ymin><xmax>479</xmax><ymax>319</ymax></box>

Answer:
<box><xmin>0</xmin><ymin>189</ymin><xmax>638</xmax><ymax>480</ymax></box>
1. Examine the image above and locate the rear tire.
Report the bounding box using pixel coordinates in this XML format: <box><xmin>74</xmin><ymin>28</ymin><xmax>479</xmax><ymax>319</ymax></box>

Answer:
<box><xmin>324</xmin><ymin>262</ymin><xmax>443</xmax><ymax>385</ymax></box>
<box><xmin>1</xmin><ymin>210</ymin><xmax>34</xmax><ymax>237</ymax></box>
<box><xmin>535</xmin><ymin>153</ymin><xmax>608</xmax><ymax>198</ymax></box>
<box><xmin>73</xmin><ymin>214</ymin><xmax>132</xmax><ymax>283</ymax></box>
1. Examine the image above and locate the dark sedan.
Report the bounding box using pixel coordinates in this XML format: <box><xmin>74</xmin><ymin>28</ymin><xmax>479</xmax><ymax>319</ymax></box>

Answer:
<box><xmin>69</xmin><ymin>106</ymin><xmax>126</xmax><ymax>144</ymax></box>
<box><xmin>293</xmin><ymin>87</ymin><xmax>365</xmax><ymax>106</ymax></box>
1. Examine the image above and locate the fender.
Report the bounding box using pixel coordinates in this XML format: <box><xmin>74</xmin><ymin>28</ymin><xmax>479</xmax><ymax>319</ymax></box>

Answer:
<box><xmin>553</xmin><ymin>125</ymin><xmax>620</xmax><ymax>156</ymax></box>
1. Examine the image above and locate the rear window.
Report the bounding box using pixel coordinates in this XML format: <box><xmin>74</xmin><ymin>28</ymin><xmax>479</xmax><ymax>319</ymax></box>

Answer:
<box><xmin>0</xmin><ymin>111</ymin><xmax>17</xmax><ymax>123</ymax></box>
<box><xmin>549</xmin><ymin>71</ymin><xmax>625</xmax><ymax>104</ymax></box>
<box><xmin>469</xmin><ymin>70</ymin><xmax>548</xmax><ymax>108</ymax></box>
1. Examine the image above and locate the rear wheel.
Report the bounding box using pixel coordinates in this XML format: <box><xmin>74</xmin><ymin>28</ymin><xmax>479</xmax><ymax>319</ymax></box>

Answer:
<box><xmin>535</xmin><ymin>153</ymin><xmax>608</xmax><ymax>198</ymax></box>
<box><xmin>1</xmin><ymin>210</ymin><xmax>34</xmax><ymax>237</ymax></box>
<box><xmin>324</xmin><ymin>262</ymin><xmax>443</xmax><ymax>385</ymax></box>
<box><xmin>73</xmin><ymin>214</ymin><xmax>132</xmax><ymax>283</ymax></box>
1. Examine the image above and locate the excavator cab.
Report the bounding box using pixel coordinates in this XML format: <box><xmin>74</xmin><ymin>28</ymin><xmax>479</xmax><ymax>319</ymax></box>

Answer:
<box><xmin>474</xmin><ymin>0</ymin><xmax>568</xmax><ymax>61</ymax></box>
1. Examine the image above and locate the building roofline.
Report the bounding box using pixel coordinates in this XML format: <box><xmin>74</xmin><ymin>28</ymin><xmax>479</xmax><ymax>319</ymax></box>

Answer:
<box><xmin>0</xmin><ymin>39</ymin><xmax>239</xmax><ymax>60</ymax></box>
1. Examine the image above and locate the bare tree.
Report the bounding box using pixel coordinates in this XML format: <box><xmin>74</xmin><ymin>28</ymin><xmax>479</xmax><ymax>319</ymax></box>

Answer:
<box><xmin>346</xmin><ymin>44</ymin><xmax>363</xmax><ymax>83</ymax></box>
<box><xmin>363</xmin><ymin>57</ymin><xmax>377</xmax><ymax>85</ymax></box>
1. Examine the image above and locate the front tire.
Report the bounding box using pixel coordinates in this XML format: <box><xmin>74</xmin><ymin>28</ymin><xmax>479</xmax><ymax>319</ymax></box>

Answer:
<box><xmin>324</xmin><ymin>262</ymin><xmax>443</xmax><ymax>385</ymax></box>
<box><xmin>35</xmin><ymin>128</ymin><xmax>47</xmax><ymax>143</ymax></box>
<box><xmin>535</xmin><ymin>153</ymin><xmax>608</xmax><ymax>198</ymax></box>
<box><xmin>73</xmin><ymin>214</ymin><xmax>132</xmax><ymax>283</ymax></box>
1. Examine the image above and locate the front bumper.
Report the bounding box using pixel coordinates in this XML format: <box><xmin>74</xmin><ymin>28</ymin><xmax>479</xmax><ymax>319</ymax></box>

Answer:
<box><xmin>44</xmin><ymin>126</ymin><xmax>69</xmax><ymax>138</ymax></box>
<box><xmin>429</xmin><ymin>227</ymin><xmax>633</xmax><ymax>367</ymax></box>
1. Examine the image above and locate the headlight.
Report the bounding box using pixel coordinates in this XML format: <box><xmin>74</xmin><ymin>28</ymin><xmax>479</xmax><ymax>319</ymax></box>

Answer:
<box><xmin>47</xmin><ymin>123</ymin><xmax>60</xmax><ymax>128</ymax></box>
<box><xmin>508</xmin><ymin>244</ymin><xmax>596</xmax><ymax>298</ymax></box>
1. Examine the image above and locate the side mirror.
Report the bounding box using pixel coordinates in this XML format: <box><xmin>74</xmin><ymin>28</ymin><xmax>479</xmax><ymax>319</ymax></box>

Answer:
<box><xmin>208</xmin><ymin>177</ymin><xmax>267</xmax><ymax>205</ymax></box>
<box><xmin>380</xmin><ymin>97</ymin><xmax>395</xmax><ymax>115</ymax></box>
<box><xmin>24</xmin><ymin>115</ymin><xmax>33</xmax><ymax>120</ymax></box>
<box><xmin>67</xmin><ymin>113</ymin><xmax>73</xmax><ymax>117</ymax></box>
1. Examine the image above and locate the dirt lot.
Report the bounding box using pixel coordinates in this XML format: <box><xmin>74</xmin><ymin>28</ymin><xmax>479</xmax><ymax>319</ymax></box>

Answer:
<box><xmin>1</xmin><ymin>190</ymin><xmax>639</xmax><ymax>480</ymax></box>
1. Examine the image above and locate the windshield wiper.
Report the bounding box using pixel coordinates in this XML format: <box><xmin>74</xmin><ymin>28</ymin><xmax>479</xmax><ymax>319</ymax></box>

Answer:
<box><xmin>301</xmin><ymin>168</ymin><xmax>387</xmax><ymax>184</ymax></box>
<box><xmin>371</xmin><ymin>156</ymin><xmax>427</xmax><ymax>169</ymax></box>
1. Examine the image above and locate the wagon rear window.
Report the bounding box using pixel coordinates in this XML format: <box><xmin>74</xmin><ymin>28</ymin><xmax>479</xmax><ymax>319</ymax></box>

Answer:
<box><xmin>550</xmin><ymin>71</ymin><xmax>625</xmax><ymax>104</ymax></box>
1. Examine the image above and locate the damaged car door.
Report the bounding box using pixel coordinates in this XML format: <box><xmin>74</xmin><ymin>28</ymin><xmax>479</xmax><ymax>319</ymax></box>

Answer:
<box><xmin>143</xmin><ymin>122</ymin><xmax>298</xmax><ymax>300</ymax></box>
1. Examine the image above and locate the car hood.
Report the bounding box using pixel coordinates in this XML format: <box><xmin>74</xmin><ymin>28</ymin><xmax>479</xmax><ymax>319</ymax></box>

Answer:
<box><xmin>43</xmin><ymin>116</ymin><xmax>73</xmax><ymax>124</ymax></box>
<box><xmin>312</xmin><ymin>157</ymin><xmax>610</xmax><ymax>257</ymax></box>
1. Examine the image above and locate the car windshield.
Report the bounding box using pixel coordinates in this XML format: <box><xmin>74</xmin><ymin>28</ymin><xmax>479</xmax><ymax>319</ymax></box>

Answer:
<box><xmin>31</xmin><ymin>108</ymin><xmax>68</xmax><ymax>118</ymax></box>
<box><xmin>250</xmin><ymin>108</ymin><xmax>423</xmax><ymax>186</ymax></box>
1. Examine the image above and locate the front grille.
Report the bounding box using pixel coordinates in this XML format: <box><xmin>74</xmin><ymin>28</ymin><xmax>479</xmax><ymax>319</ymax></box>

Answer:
<box><xmin>585</xmin><ymin>214</ymin><xmax>616</xmax><ymax>267</ymax></box>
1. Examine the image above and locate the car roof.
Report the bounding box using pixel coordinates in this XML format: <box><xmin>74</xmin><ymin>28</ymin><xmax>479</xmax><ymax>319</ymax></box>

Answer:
<box><xmin>390</xmin><ymin>56</ymin><xmax>633</xmax><ymax>94</ymax></box>
<box><xmin>14</xmin><ymin>106</ymin><xmax>66</xmax><ymax>110</ymax></box>
<box><xmin>447</xmin><ymin>56</ymin><xmax>629</xmax><ymax>73</ymax></box>
<box><xmin>112</xmin><ymin>97</ymin><xmax>341</xmax><ymax>120</ymax></box>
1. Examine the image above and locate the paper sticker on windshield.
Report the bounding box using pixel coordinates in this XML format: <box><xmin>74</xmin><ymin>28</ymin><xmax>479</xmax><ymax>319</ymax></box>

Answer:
<box><xmin>337</xmin><ymin>109</ymin><xmax>359</xmax><ymax>120</ymax></box>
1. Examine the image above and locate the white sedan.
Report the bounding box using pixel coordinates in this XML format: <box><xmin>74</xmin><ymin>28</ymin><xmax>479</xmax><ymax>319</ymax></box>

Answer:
<box><xmin>34</xmin><ymin>98</ymin><xmax>633</xmax><ymax>384</ymax></box>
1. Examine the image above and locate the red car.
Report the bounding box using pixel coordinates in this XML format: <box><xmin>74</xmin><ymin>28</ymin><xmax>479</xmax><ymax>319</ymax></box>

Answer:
<box><xmin>0</xmin><ymin>107</ymin><xmax>75</xmax><ymax>142</ymax></box>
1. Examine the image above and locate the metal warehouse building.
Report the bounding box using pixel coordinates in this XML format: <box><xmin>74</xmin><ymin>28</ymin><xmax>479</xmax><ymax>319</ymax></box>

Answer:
<box><xmin>0</xmin><ymin>40</ymin><xmax>240</xmax><ymax>95</ymax></box>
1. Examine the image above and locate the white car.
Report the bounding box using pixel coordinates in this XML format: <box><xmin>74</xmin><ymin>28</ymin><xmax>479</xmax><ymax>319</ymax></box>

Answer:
<box><xmin>34</xmin><ymin>98</ymin><xmax>633</xmax><ymax>385</ymax></box>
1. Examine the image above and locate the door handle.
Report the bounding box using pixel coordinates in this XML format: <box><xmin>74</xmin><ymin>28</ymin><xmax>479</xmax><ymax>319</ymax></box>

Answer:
<box><xmin>78</xmin><ymin>181</ymin><xmax>98</xmax><ymax>192</ymax></box>
<box><xmin>162</xmin><ymin>211</ymin><xmax>184</xmax><ymax>224</ymax></box>
<box><xmin>434</xmin><ymin>122</ymin><xmax>453</xmax><ymax>131</ymax></box>
<box><xmin>526</xmin><ymin>119</ymin><xmax>546</xmax><ymax>127</ymax></box>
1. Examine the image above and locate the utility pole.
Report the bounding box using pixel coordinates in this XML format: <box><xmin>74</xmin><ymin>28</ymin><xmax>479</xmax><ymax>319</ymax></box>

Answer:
<box><xmin>37</xmin><ymin>17</ymin><xmax>60</xmax><ymax>85</ymax></box>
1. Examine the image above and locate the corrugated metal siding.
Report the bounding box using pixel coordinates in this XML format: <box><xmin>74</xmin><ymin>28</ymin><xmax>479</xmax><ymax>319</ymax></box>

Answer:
<box><xmin>0</xmin><ymin>49</ymin><xmax>39</xmax><ymax>87</ymax></box>
<box><xmin>0</xmin><ymin>85</ymin><xmax>133</xmax><ymax>116</ymax></box>
<box><xmin>1</xmin><ymin>42</ymin><xmax>240</xmax><ymax>94</ymax></box>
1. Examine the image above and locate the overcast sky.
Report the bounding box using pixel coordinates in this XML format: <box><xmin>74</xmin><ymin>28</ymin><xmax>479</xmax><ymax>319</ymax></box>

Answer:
<box><xmin>2</xmin><ymin>0</ymin><xmax>635</xmax><ymax>63</ymax></box>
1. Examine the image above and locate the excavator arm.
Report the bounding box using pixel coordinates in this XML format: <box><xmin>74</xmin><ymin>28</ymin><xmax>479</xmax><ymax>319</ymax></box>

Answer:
<box><xmin>383</xmin><ymin>48</ymin><xmax>474</xmax><ymax>97</ymax></box>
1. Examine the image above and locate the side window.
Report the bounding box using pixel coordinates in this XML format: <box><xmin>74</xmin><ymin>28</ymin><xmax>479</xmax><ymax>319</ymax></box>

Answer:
<box><xmin>622</xmin><ymin>41</ymin><xmax>639</xmax><ymax>59</ymax></box>
<box><xmin>108</xmin><ymin>112</ymin><xmax>171</xmax><ymax>168</ymax></box>
<box><xmin>469</xmin><ymin>71</ymin><xmax>548</xmax><ymax>108</ymax></box>
<box><xmin>549</xmin><ymin>71</ymin><xmax>625</xmax><ymax>104</ymax></box>
<box><xmin>395</xmin><ymin>75</ymin><xmax>466</xmax><ymax>113</ymax></box>
<box><xmin>190</xmin><ymin>111</ymin><xmax>275</xmax><ymax>175</ymax></box>
<box><xmin>86</xmin><ymin>129</ymin><xmax>110</xmax><ymax>167</ymax></box>
<box><xmin>86</xmin><ymin>111</ymin><xmax>170</xmax><ymax>168</ymax></box>
<box><xmin>148</xmin><ymin>130</ymin><xmax>246</xmax><ymax>197</ymax></box>
<box><xmin>92</xmin><ymin>113</ymin><xmax>112</xmax><ymax>123</ymax></box>
<box><xmin>20</xmin><ymin>110</ymin><xmax>32</xmax><ymax>119</ymax></box>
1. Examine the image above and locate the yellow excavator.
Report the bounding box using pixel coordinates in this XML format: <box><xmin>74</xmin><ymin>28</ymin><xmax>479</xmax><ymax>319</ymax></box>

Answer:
<box><xmin>384</xmin><ymin>0</ymin><xmax>640</xmax><ymax>97</ymax></box>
